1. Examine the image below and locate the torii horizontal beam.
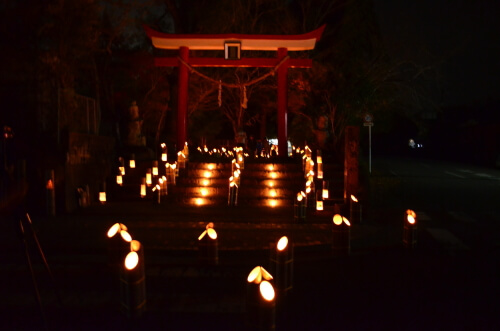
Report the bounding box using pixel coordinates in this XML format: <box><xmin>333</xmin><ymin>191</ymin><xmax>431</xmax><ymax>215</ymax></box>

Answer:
<box><xmin>154</xmin><ymin>57</ymin><xmax>312</xmax><ymax>68</ymax></box>
<box><xmin>144</xmin><ymin>25</ymin><xmax>325</xmax><ymax>51</ymax></box>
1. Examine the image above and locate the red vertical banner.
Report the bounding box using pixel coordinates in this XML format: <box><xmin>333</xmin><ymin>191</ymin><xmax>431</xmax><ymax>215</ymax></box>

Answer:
<box><xmin>344</xmin><ymin>126</ymin><xmax>360</xmax><ymax>202</ymax></box>
<box><xmin>177</xmin><ymin>46</ymin><xmax>189</xmax><ymax>151</ymax></box>
<box><xmin>277</xmin><ymin>48</ymin><xmax>288</xmax><ymax>157</ymax></box>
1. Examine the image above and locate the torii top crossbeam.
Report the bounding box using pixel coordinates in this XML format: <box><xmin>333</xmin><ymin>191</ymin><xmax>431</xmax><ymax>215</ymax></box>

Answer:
<box><xmin>144</xmin><ymin>25</ymin><xmax>325</xmax><ymax>156</ymax></box>
<box><xmin>144</xmin><ymin>25</ymin><xmax>325</xmax><ymax>51</ymax></box>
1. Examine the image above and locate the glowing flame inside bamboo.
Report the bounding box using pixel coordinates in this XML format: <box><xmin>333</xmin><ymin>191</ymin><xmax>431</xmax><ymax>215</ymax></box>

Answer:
<box><xmin>316</xmin><ymin>200</ymin><xmax>323</xmax><ymax>211</ymax></box>
<box><xmin>200</xmin><ymin>188</ymin><xmax>208</xmax><ymax>196</ymax></box>
<box><xmin>260</xmin><ymin>280</ymin><xmax>275</xmax><ymax>301</ymax></box>
<box><xmin>152</xmin><ymin>166</ymin><xmax>158</xmax><ymax>176</ymax></box>
<box><xmin>116</xmin><ymin>175</ymin><xmax>123</xmax><ymax>186</ymax></box>
<box><xmin>202</xmin><ymin>179</ymin><xmax>210</xmax><ymax>186</ymax></box>
<box><xmin>269</xmin><ymin>199</ymin><xmax>278</xmax><ymax>207</ymax></box>
<box><xmin>119</xmin><ymin>166</ymin><xmax>125</xmax><ymax>176</ymax></box>
<box><xmin>333</xmin><ymin>214</ymin><xmax>343</xmax><ymax>225</ymax></box>
<box><xmin>120</xmin><ymin>230</ymin><xmax>132</xmax><ymax>242</ymax></box>
<box><xmin>247</xmin><ymin>266</ymin><xmax>273</xmax><ymax>283</ymax></box>
<box><xmin>407</xmin><ymin>215</ymin><xmax>416</xmax><ymax>224</ymax></box>
<box><xmin>107</xmin><ymin>223</ymin><xmax>127</xmax><ymax>238</ymax></box>
<box><xmin>268</xmin><ymin>164</ymin><xmax>275</xmax><ymax>171</ymax></box>
<box><xmin>207</xmin><ymin>163</ymin><xmax>215</xmax><ymax>170</ymax></box>
<box><xmin>99</xmin><ymin>192</ymin><xmax>106</xmax><ymax>203</ymax></box>
<box><xmin>130</xmin><ymin>240</ymin><xmax>141</xmax><ymax>252</ymax></box>
<box><xmin>129</xmin><ymin>159</ymin><xmax>135</xmax><ymax>168</ymax></box>
<box><xmin>270</xmin><ymin>189</ymin><xmax>277</xmax><ymax>197</ymax></box>
<box><xmin>146</xmin><ymin>172</ymin><xmax>152</xmax><ymax>186</ymax></box>
<box><xmin>277</xmin><ymin>236</ymin><xmax>288</xmax><ymax>251</ymax></box>
<box><xmin>204</xmin><ymin>171</ymin><xmax>212</xmax><ymax>178</ymax></box>
<box><xmin>125</xmin><ymin>251</ymin><xmax>139</xmax><ymax>270</ymax></box>
<box><xmin>322</xmin><ymin>189</ymin><xmax>329</xmax><ymax>199</ymax></box>
<box><xmin>406</xmin><ymin>209</ymin><xmax>417</xmax><ymax>224</ymax></box>
<box><xmin>140</xmin><ymin>183</ymin><xmax>146</xmax><ymax>197</ymax></box>
<box><xmin>161</xmin><ymin>153</ymin><xmax>167</xmax><ymax>162</ymax></box>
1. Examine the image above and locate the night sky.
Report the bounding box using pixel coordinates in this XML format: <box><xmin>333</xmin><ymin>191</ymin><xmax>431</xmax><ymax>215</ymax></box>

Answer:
<box><xmin>373</xmin><ymin>0</ymin><xmax>500</xmax><ymax>108</ymax></box>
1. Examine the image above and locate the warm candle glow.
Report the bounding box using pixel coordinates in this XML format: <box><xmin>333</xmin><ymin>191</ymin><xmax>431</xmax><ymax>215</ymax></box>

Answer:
<box><xmin>107</xmin><ymin>223</ymin><xmax>127</xmax><ymax>238</ymax></box>
<box><xmin>247</xmin><ymin>266</ymin><xmax>273</xmax><ymax>283</ymax></box>
<box><xmin>161</xmin><ymin>153</ymin><xmax>167</xmax><ymax>162</ymax></box>
<box><xmin>269</xmin><ymin>199</ymin><xmax>278</xmax><ymax>207</ymax></box>
<box><xmin>351</xmin><ymin>195</ymin><xmax>358</xmax><ymax>203</ymax></box>
<box><xmin>124</xmin><ymin>251</ymin><xmax>139</xmax><ymax>270</ymax></box>
<box><xmin>333</xmin><ymin>214</ymin><xmax>343</xmax><ymax>225</ymax></box>
<box><xmin>119</xmin><ymin>166</ymin><xmax>125</xmax><ymax>176</ymax></box>
<box><xmin>277</xmin><ymin>236</ymin><xmax>288</xmax><ymax>251</ymax></box>
<box><xmin>260</xmin><ymin>280</ymin><xmax>275</xmax><ymax>301</ymax></box>
<box><xmin>129</xmin><ymin>159</ymin><xmax>135</xmax><ymax>168</ymax></box>
<box><xmin>116</xmin><ymin>175</ymin><xmax>123</xmax><ymax>186</ymax></box>
<box><xmin>322</xmin><ymin>189</ymin><xmax>329</xmax><ymax>199</ymax></box>
<box><xmin>99</xmin><ymin>192</ymin><xmax>106</xmax><ymax>203</ymax></box>
<box><xmin>120</xmin><ymin>230</ymin><xmax>132</xmax><ymax>242</ymax></box>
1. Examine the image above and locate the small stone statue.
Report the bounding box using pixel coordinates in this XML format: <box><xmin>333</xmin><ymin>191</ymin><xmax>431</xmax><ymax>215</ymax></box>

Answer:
<box><xmin>127</xmin><ymin>101</ymin><xmax>145</xmax><ymax>146</ymax></box>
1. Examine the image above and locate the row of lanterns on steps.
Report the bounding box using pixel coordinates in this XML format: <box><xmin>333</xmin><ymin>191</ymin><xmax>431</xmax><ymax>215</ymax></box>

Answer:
<box><xmin>103</xmin><ymin>143</ymin><xmax>191</xmax><ymax>203</ymax></box>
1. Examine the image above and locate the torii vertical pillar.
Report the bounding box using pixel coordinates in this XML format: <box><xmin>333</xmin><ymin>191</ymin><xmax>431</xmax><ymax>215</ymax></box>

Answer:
<box><xmin>177</xmin><ymin>46</ymin><xmax>189</xmax><ymax>151</ymax></box>
<box><xmin>277</xmin><ymin>48</ymin><xmax>288</xmax><ymax>157</ymax></box>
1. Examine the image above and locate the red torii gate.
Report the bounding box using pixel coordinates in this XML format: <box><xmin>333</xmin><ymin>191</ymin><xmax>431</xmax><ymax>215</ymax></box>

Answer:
<box><xmin>144</xmin><ymin>25</ymin><xmax>325</xmax><ymax>156</ymax></box>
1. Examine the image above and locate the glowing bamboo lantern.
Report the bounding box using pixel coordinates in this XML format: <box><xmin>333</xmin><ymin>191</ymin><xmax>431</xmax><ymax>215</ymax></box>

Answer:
<box><xmin>305</xmin><ymin>180</ymin><xmax>315</xmax><ymax>210</ymax></box>
<box><xmin>228</xmin><ymin>178</ymin><xmax>238</xmax><ymax>206</ymax></box>
<box><xmin>182</xmin><ymin>142</ymin><xmax>189</xmax><ymax>160</ymax></box>
<box><xmin>270</xmin><ymin>236</ymin><xmax>294</xmax><ymax>296</ymax></box>
<box><xmin>116</xmin><ymin>174</ymin><xmax>123</xmax><ymax>186</ymax></box>
<box><xmin>322</xmin><ymin>180</ymin><xmax>329</xmax><ymax>199</ymax></box>
<box><xmin>160</xmin><ymin>143</ymin><xmax>167</xmax><ymax>162</ymax></box>
<box><xmin>177</xmin><ymin>151</ymin><xmax>186</xmax><ymax>169</ymax></box>
<box><xmin>152</xmin><ymin>161</ymin><xmax>158</xmax><ymax>177</ymax></box>
<box><xmin>119</xmin><ymin>166</ymin><xmax>125</xmax><ymax>176</ymax></box>
<box><xmin>198</xmin><ymin>222</ymin><xmax>218</xmax><ymax>265</ymax></box>
<box><xmin>315</xmin><ymin>190</ymin><xmax>323</xmax><ymax>211</ymax></box>
<box><xmin>350</xmin><ymin>195</ymin><xmax>362</xmax><ymax>224</ymax></box>
<box><xmin>294</xmin><ymin>191</ymin><xmax>306</xmax><ymax>222</ymax></box>
<box><xmin>129</xmin><ymin>154</ymin><xmax>136</xmax><ymax>169</ymax></box>
<box><xmin>99</xmin><ymin>182</ymin><xmax>107</xmax><ymax>204</ymax></box>
<box><xmin>120</xmin><ymin>240</ymin><xmax>146</xmax><ymax>319</ymax></box>
<box><xmin>152</xmin><ymin>184</ymin><xmax>161</xmax><ymax>204</ymax></box>
<box><xmin>246</xmin><ymin>266</ymin><xmax>275</xmax><ymax>330</ymax></box>
<box><xmin>106</xmin><ymin>222</ymin><xmax>132</xmax><ymax>267</ymax></box>
<box><xmin>159</xmin><ymin>176</ymin><xmax>167</xmax><ymax>195</ymax></box>
<box><xmin>146</xmin><ymin>169</ymin><xmax>152</xmax><ymax>186</ymax></box>
<box><xmin>140</xmin><ymin>178</ymin><xmax>146</xmax><ymax>198</ymax></box>
<box><xmin>317</xmin><ymin>152</ymin><xmax>323</xmax><ymax>179</ymax></box>
<box><xmin>403</xmin><ymin>209</ymin><xmax>417</xmax><ymax>249</ymax></box>
<box><xmin>332</xmin><ymin>214</ymin><xmax>351</xmax><ymax>256</ymax></box>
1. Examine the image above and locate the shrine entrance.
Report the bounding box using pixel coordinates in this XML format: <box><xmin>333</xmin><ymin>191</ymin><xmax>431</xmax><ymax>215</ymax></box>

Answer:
<box><xmin>144</xmin><ymin>25</ymin><xmax>325</xmax><ymax>156</ymax></box>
